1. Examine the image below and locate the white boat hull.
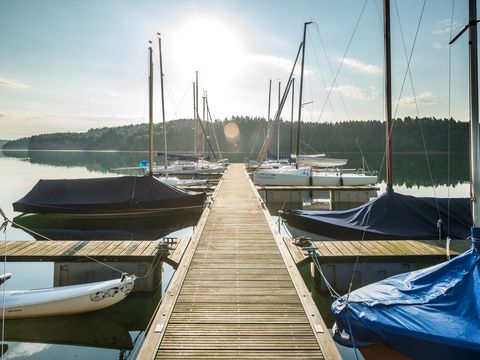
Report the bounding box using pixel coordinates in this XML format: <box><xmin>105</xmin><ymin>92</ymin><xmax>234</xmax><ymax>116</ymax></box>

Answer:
<box><xmin>3</xmin><ymin>276</ymin><xmax>135</xmax><ymax>319</ymax></box>
<box><xmin>254</xmin><ymin>167</ymin><xmax>377</xmax><ymax>186</ymax></box>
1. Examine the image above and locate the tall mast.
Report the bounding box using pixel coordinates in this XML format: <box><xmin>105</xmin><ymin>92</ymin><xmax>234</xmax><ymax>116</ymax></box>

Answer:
<box><xmin>148</xmin><ymin>41</ymin><xmax>154</xmax><ymax>175</ymax></box>
<box><xmin>195</xmin><ymin>71</ymin><xmax>199</xmax><ymax>155</ymax></box>
<box><xmin>157</xmin><ymin>33</ymin><xmax>167</xmax><ymax>170</ymax></box>
<box><xmin>296</xmin><ymin>21</ymin><xmax>312</xmax><ymax>166</ymax></box>
<box><xmin>203</xmin><ymin>93</ymin><xmax>206</xmax><ymax>156</ymax></box>
<box><xmin>290</xmin><ymin>77</ymin><xmax>295</xmax><ymax>155</ymax></box>
<box><xmin>192</xmin><ymin>81</ymin><xmax>196</xmax><ymax>155</ymax></box>
<box><xmin>266</xmin><ymin>79</ymin><xmax>272</xmax><ymax>147</ymax></box>
<box><xmin>469</xmin><ymin>0</ymin><xmax>480</xmax><ymax>243</ymax></box>
<box><xmin>384</xmin><ymin>0</ymin><xmax>393</xmax><ymax>190</ymax></box>
<box><xmin>277</xmin><ymin>80</ymin><xmax>281</xmax><ymax>161</ymax></box>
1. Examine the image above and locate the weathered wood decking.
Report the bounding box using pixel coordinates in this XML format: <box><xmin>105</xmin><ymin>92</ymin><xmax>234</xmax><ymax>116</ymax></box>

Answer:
<box><xmin>284</xmin><ymin>237</ymin><xmax>471</xmax><ymax>265</ymax></box>
<box><xmin>137</xmin><ymin>164</ymin><xmax>341</xmax><ymax>359</ymax></box>
<box><xmin>0</xmin><ymin>240</ymin><xmax>163</xmax><ymax>262</ymax></box>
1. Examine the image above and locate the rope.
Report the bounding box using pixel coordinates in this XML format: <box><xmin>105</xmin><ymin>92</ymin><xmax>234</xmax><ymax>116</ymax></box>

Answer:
<box><xmin>126</xmin><ymin>256</ymin><xmax>176</xmax><ymax>360</ymax></box>
<box><xmin>447</xmin><ymin>0</ymin><xmax>457</xmax><ymax>238</ymax></box>
<box><xmin>279</xmin><ymin>219</ymin><xmax>341</xmax><ymax>298</ymax></box>
<box><xmin>308</xmin><ymin>29</ymin><xmax>350</xmax><ymax>160</ymax></box>
<box><xmin>2</xmin><ymin>214</ymin><xmax>129</xmax><ymax>276</ymax></box>
<box><xmin>394</xmin><ymin>1</ymin><xmax>443</xmax><ymax>227</ymax></box>
<box><xmin>316</xmin><ymin>0</ymin><xmax>368</xmax><ymax>123</ymax></box>
<box><xmin>1</xmin><ymin>215</ymin><xmax>7</xmax><ymax>359</ymax></box>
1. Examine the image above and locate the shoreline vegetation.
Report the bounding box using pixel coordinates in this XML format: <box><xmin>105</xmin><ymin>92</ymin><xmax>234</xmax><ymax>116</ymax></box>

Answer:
<box><xmin>2</xmin><ymin>116</ymin><xmax>468</xmax><ymax>154</ymax></box>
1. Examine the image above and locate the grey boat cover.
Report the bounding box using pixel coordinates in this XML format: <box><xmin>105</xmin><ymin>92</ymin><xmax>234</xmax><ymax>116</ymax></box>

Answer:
<box><xmin>13</xmin><ymin>175</ymin><xmax>206</xmax><ymax>214</ymax></box>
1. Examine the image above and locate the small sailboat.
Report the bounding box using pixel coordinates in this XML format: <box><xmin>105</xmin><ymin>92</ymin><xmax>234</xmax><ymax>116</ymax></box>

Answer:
<box><xmin>253</xmin><ymin>23</ymin><xmax>377</xmax><ymax>187</ymax></box>
<box><xmin>1</xmin><ymin>274</ymin><xmax>135</xmax><ymax>319</ymax></box>
<box><xmin>331</xmin><ymin>1</ymin><xmax>480</xmax><ymax>358</ymax></box>
<box><xmin>13</xmin><ymin>42</ymin><xmax>206</xmax><ymax>217</ymax></box>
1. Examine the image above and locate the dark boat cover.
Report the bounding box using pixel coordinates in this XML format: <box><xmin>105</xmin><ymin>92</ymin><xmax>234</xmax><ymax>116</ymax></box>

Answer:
<box><xmin>331</xmin><ymin>245</ymin><xmax>480</xmax><ymax>359</ymax></box>
<box><xmin>281</xmin><ymin>189</ymin><xmax>471</xmax><ymax>240</ymax></box>
<box><xmin>13</xmin><ymin>175</ymin><xmax>206</xmax><ymax>214</ymax></box>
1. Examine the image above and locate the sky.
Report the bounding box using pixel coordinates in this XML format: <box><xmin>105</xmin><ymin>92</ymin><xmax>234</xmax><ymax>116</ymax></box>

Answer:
<box><xmin>0</xmin><ymin>0</ymin><xmax>473</xmax><ymax>140</ymax></box>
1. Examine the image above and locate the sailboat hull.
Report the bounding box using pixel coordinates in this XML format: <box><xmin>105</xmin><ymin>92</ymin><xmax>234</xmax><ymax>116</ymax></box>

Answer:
<box><xmin>254</xmin><ymin>167</ymin><xmax>377</xmax><ymax>186</ymax></box>
<box><xmin>3</xmin><ymin>276</ymin><xmax>135</xmax><ymax>319</ymax></box>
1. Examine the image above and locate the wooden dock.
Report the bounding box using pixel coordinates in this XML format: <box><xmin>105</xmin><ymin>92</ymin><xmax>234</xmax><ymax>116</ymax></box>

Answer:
<box><xmin>283</xmin><ymin>238</ymin><xmax>471</xmax><ymax>265</ymax></box>
<box><xmin>0</xmin><ymin>240</ymin><xmax>167</xmax><ymax>262</ymax></box>
<box><xmin>137</xmin><ymin>164</ymin><xmax>340</xmax><ymax>359</ymax></box>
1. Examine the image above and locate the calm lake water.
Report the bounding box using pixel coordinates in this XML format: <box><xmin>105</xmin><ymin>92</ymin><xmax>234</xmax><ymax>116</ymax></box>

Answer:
<box><xmin>0</xmin><ymin>149</ymin><xmax>471</xmax><ymax>359</ymax></box>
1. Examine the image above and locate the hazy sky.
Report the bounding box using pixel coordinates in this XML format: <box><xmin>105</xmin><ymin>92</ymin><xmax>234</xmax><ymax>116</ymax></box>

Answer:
<box><xmin>0</xmin><ymin>0</ymin><xmax>472</xmax><ymax>139</ymax></box>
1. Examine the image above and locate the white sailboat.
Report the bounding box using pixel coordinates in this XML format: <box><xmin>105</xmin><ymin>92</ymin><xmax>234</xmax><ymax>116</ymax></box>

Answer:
<box><xmin>253</xmin><ymin>23</ymin><xmax>377</xmax><ymax>187</ymax></box>
<box><xmin>1</xmin><ymin>274</ymin><xmax>135</xmax><ymax>319</ymax></box>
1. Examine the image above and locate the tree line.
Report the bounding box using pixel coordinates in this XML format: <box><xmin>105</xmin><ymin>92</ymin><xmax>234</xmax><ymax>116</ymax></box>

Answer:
<box><xmin>2</xmin><ymin>116</ymin><xmax>469</xmax><ymax>155</ymax></box>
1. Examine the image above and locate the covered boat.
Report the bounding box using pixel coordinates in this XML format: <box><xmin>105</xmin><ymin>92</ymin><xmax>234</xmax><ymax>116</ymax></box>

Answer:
<box><xmin>13</xmin><ymin>175</ymin><xmax>206</xmax><ymax>216</ymax></box>
<box><xmin>331</xmin><ymin>245</ymin><xmax>480</xmax><ymax>359</ymax></box>
<box><xmin>2</xmin><ymin>275</ymin><xmax>135</xmax><ymax>319</ymax></box>
<box><xmin>281</xmin><ymin>189</ymin><xmax>471</xmax><ymax>240</ymax></box>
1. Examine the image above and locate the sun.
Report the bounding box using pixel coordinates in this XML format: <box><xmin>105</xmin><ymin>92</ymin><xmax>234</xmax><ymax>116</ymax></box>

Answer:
<box><xmin>170</xmin><ymin>16</ymin><xmax>245</xmax><ymax>84</ymax></box>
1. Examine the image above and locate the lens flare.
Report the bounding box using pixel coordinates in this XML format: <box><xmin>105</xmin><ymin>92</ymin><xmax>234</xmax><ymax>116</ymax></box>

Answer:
<box><xmin>223</xmin><ymin>122</ymin><xmax>240</xmax><ymax>143</ymax></box>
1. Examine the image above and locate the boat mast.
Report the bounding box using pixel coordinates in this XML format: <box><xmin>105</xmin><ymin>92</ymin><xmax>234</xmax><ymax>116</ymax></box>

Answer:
<box><xmin>195</xmin><ymin>71</ymin><xmax>199</xmax><ymax>157</ymax></box>
<box><xmin>296</xmin><ymin>21</ymin><xmax>312</xmax><ymax>167</ymax></box>
<box><xmin>290</xmin><ymin>77</ymin><xmax>295</xmax><ymax>155</ymax></box>
<box><xmin>277</xmin><ymin>80</ymin><xmax>281</xmax><ymax>161</ymax></box>
<box><xmin>266</xmin><ymin>79</ymin><xmax>272</xmax><ymax>153</ymax></box>
<box><xmin>157</xmin><ymin>33</ymin><xmax>168</xmax><ymax>171</ymax></box>
<box><xmin>203</xmin><ymin>93</ymin><xmax>207</xmax><ymax>158</ymax></box>
<box><xmin>148</xmin><ymin>41</ymin><xmax>154</xmax><ymax>176</ymax></box>
<box><xmin>469</xmin><ymin>0</ymin><xmax>480</xmax><ymax>245</ymax></box>
<box><xmin>384</xmin><ymin>0</ymin><xmax>393</xmax><ymax>190</ymax></box>
<box><xmin>192</xmin><ymin>81</ymin><xmax>196</xmax><ymax>155</ymax></box>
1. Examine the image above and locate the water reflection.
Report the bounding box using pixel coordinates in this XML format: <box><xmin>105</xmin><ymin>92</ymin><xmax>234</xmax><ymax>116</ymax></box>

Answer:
<box><xmin>2</xmin><ymin>150</ymin><xmax>470</xmax><ymax>187</ymax></box>
<box><xmin>4</xmin><ymin>316</ymin><xmax>133</xmax><ymax>350</ymax></box>
<box><xmin>3</xmin><ymin>288</ymin><xmax>162</xmax><ymax>359</ymax></box>
<box><xmin>12</xmin><ymin>212</ymin><xmax>200</xmax><ymax>240</ymax></box>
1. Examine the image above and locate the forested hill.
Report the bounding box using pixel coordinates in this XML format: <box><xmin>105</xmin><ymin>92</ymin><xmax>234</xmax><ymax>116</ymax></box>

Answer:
<box><xmin>2</xmin><ymin>116</ymin><xmax>469</xmax><ymax>154</ymax></box>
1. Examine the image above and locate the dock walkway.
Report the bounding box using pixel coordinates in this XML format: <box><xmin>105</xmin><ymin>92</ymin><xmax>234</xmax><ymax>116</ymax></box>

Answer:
<box><xmin>138</xmin><ymin>164</ymin><xmax>340</xmax><ymax>359</ymax></box>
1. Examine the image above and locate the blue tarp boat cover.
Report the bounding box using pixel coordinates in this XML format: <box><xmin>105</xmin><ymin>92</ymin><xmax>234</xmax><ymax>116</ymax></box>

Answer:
<box><xmin>13</xmin><ymin>175</ymin><xmax>206</xmax><ymax>215</ymax></box>
<box><xmin>281</xmin><ymin>189</ymin><xmax>471</xmax><ymax>240</ymax></box>
<box><xmin>331</xmin><ymin>245</ymin><xmax>480</xmax><ymax>359</ymax></box>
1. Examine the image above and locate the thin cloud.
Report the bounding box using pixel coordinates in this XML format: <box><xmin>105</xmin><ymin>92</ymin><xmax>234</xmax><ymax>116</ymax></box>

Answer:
<box><xmin>341</xmin><ymin>58</ymin><xmax>382</xmax><ymax>74</ymax></box>
<box><xmin>329</xmin><ymin>85</ymin><xmax>378</xmax><ymax>101</ymax></box>
<box><xmin>433</xmin><ymin>42</ymin><xmax>447</xmax><ymax>49</ymax></box>
<box><xmin>248</xmin><ymin>54</ymin><xmax>295</xmax><ymax>72</ymax></box>
<box><xmin>398</xmin><ymin>91</ymin><xmax>436</xmax><ymax>107</ymax></box>
<box><xmin>0</xmin><ymin>75</ymin><xmax>30</xmax><ymax>89</ymax></box>
<box><xmin>432</xmin><ymin>18</ymin><xmax>461</xmax><ymax>35</ymax></box>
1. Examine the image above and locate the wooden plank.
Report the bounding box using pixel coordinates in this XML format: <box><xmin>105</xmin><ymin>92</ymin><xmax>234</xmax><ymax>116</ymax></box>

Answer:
<box><xmin>313</xmin><ymin>241</ymin><xmax>334</xmax><ymax>257</ymax></box>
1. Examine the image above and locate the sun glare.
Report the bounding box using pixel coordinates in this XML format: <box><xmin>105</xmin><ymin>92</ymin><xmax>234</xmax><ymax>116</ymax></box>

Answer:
<box><xmin>171</xmin><ymin>16</ymin><xmax>245</xmax><ymax>84</ymax></box>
